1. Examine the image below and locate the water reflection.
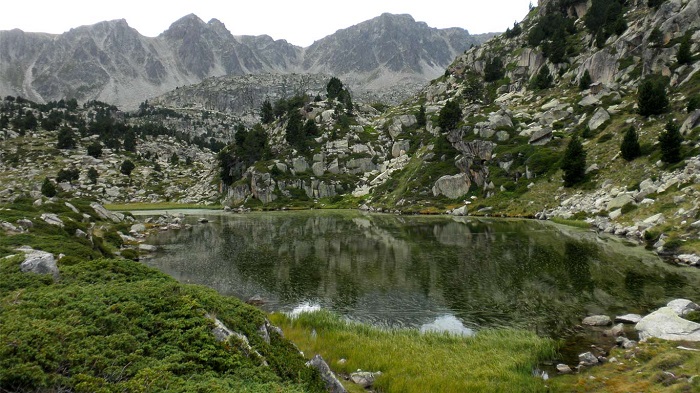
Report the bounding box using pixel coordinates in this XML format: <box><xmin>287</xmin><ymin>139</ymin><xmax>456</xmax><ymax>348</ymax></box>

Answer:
<box><xmin>146</xmin><ymin>211</ymin><xmax>700</xmax><ymax>337</ymax></box>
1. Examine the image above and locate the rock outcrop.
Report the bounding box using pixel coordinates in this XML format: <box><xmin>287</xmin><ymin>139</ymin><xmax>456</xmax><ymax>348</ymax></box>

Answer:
<box><xmin>636</xmin><ymin>300</ymin><xmax>700</xmax><ymax>342</ymax></box>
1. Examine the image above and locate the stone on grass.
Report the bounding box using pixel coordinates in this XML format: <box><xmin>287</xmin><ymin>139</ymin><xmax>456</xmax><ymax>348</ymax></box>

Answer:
<box><xmin>307</xmin><ymin>355</ymin><xmax>347</xmax><ymax>393</ymax></box>
<box><xmin>636</xmin><ymin>307</ymin><xmax>700</xmax><ymax>342</ymax></box>
<box><xmin>41</xmin><ymin>213</ymin><xmax>64</xmax><ymax>228</ymax></box>
<box><xmin>18</xmin><ymin>247</ymin><xmax>59</xmax><ymax>279</ymax></box>
<box><xmin>582</xmin><ymin>315</ymin><xmax>612</xmax><ymax>326</ymax></box>
<box><xmin>350</xmin><ymin>371</ymin><xmax>382</xmax><ymax>389</ymax></box>
<box><xmin>578</xmin><ymin>352</ymin><xmax>599</xmax><ymax>367</ymax></box>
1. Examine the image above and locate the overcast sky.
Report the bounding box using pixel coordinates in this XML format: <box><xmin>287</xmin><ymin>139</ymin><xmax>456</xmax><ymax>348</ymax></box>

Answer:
<box><xmin>0</xmin><ymin>0</ymin><xmax>533</xmax><ymax>47</ymax></box>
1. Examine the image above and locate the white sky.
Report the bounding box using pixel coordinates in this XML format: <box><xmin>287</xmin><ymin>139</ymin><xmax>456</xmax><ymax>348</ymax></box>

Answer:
<box><xmin>0</xmin><ymin>0</ymin><xmax>533</xmax><ymax>47</ymax></box>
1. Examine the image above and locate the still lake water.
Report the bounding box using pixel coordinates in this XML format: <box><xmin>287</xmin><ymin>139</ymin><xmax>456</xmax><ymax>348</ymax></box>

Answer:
<box><xmin>144</xmin><ymin>210</ymin><xmax>700</xmax><ymax>338</ymax></box>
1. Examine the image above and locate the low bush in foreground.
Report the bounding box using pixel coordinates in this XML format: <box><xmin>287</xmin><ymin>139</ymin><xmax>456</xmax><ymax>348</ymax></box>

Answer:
<box><xmin>0</xmin><ymin>257</ymin><xmax>323</xmax><ymax>392</ymax></box>
<box><xmin>270</xmin><ymin>310</ymin><xmax>557</xmax><ymax>393</ymax></box>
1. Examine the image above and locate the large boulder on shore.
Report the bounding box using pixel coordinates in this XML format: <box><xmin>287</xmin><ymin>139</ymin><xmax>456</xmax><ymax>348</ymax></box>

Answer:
<box><xmin>432</xmin><ymin>173</ymin><xmax>471</xmax><ymax>199</ymax></box>
<box><xmin>635</xmin><ymin>307</ymin><xmax>700</xmax><ymax>341</ymax></box>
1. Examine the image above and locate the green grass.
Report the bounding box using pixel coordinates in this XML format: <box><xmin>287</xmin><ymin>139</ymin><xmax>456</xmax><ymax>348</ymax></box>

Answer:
<box><xmin>0</xmin><ymin>198</ymin><xmax>325</xmax><ymax>393</ymax></box>
<box><xmin>270</xmin><ymin>310</ymin><xmax>557</xmax><ymax>393</ymax></box>
<box><xmin>550</xmin><ymin>339</ymin><xmax>700</xmax><ymax>392</ymax></box>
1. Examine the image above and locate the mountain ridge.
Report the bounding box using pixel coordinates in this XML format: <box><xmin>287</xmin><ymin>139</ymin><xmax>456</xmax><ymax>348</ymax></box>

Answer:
<box><xmin>0</xmin><ymin>13</ymin><xmax>494</xmax><ymax>109</ymax></box>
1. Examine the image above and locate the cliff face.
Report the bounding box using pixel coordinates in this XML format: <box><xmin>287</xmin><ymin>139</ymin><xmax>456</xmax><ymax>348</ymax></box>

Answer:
<box><xmin>0</xmin><ymin>13</ymin><xmax>491</xmax><ymax>109</ymax></box>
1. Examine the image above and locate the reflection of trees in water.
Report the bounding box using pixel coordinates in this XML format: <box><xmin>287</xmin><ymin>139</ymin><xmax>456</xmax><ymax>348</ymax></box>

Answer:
<box><xmin>147</xmin><ymin>212</ymin><xmax>700</xmax><ymax>336</ymax></box>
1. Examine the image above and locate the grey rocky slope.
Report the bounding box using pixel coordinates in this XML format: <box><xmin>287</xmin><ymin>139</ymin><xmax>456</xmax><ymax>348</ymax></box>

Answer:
<box><xmin>0</xmin><ymin>13</ymin><xmax>492</xmax><ymax>109</ymax></box>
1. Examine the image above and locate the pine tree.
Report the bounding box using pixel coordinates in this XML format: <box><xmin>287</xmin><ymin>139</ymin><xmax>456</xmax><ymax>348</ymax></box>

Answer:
<box><xmin>87</xmin><ymin>142</ymin><xmax>102</xmax><ymax>158</ymax></box>
<box><xmin>677</xmin><ymin>34</ymin><xmax>692</xmax><ymax>65</ymax></box>
<box><xmin>260</xmin><ymin>100</ymin><xmax>274</xmax><ymax>124</ymax></box>
<box><xmin>87</xmin><ymin>167</ymin><xmax>99</xmax><ymax>184</ymax></box>
<box><xmin>579</xmin><ymin>70</ymin><xmax>592</xmax><ymax>90</ymax></box>
<box><xmin>120</xmin><ymin>160</ymin><xmax>135</xmax><ymax>177</ymax></box>
<box><xmin>530</xmin><ymin>66</ymin><xmax>553</xmax><ymax>90</ymax></box>
<box><xmin>41</xmin><ymin>177</ymin><xmax>56</xmax><ymax>198</ymax></box>
<box><xmin>620</xmin><ymin>126</ymin><xmax>641</xmax><ymax>161</ymax></box>
<box><xmin>57</xmin><ymin>126</ymin><xmax>76</xmax><ymax>149</ymax></box>
<box><xmin>416</xmin><ymin>105</ymin><xmax>427</xmax><ymax>128</ymax></box>
<box><xmin>659</xmin><ymin>120</ymin><xmax>682</xmax><ymax>164</ymax></box>
<box><xmin>561</xmin><ymin>135</ymin><xmax>587</xmax><ymax>187</ymax></box>
<box><xmin>637</xmin><ymin>74</ymin><xmax>669</xmax><ymax>117</ymax></box>
<box><xmin>437</xmin><ymin>100</ymin><xmax>461</xmax><ymax>131</ymax></box>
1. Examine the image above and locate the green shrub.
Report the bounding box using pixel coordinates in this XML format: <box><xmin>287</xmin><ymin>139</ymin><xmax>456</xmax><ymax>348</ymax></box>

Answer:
<box><xmin>530</xmin><ymin>66</ymin><xmax>553</xmax><ymax>90</ymax></box>
<box><xmin>41</xmin><ymin>178</ymin><xmax>56</xmax><ymax>198</ymax></box>
<box><xmin>687</xmin><ymin>95</ymin><xmax>700</xmax><ymax>112</ymax></box>
<box><xmin>120</xmin><ymin>249</ymin><xmax>139</xmax><ymax>261</ymax></box>
<box><xmin>621</xmin><ymin>127</ymin><xmax>641</xmax><ymax>161</ymax></box>
<box><xmin>638</xmin><ymin>74</ymin><xmax>669</xmax><ymax>117</ymax></box>
<box><xmin>659</xmin><ymin>120</ymin><xmax>682</xmax><ymax>164</ymax></box>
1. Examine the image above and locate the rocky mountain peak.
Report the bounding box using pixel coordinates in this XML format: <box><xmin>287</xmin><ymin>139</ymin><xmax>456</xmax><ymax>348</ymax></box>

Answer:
<box><xmin>0</xmin><ymin>12</ymin><xmax>492</xmax><ymax>108</ymax></box>
<box><xmin>161</xmin><ymin>13</ymin><xmax>208</xmax><ymax>40</ymax></box>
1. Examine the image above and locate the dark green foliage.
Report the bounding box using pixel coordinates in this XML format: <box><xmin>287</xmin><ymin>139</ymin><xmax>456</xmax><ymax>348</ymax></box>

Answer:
<box><xmin>285</xmin><ymin>109</ymin><xmax>306</xmax><ymax>151</ymax></box>
<box><xmin>260</xmin><ymin>99</ymin><xmax>274</xmax><ymax>124</ymax></box>
<box><xmin>86</xmin><ymin>142</ymin><xmax>102</xmax><ymax>158</ymax></box>
<box><xmin>416</xmin><ymin>105</ymin><xmax>427</xmax><ymax>128</ymax></box>
<box><xmin>649</xmin><ymin>27</ymin><xmax>663</xmax><ymax>47</ymax></box>
<box><xmin>170</xmin><ymin>152</ymin><xmax>179</xmax><ymax>165</ymax></box>
<box><xmin>303</xmin><ymin>119</ymin><xmax>319</xmax><ymax>138</ymax></box>
<box><xmin>0</xmin><ymin>257</ymin><xmax>325</xmax><ymax>392</ymax></box>
<box><xmin>648</xmin><ymin>0</ymin><xmax>665</xmax><ymax>8</ymax></box>
<box><xmin>677</xmin><ymin>33</ymin><xmax>692</xmax><ymax>65</ymax></box>
<box><xmin>123</xmin><ymin>130</ymin><xmax>136</xmax><ymax>152</ymax></box>
<box><xmin>528</xmin><ymin>10</ymin><xmax>576</xmax><ymax>61</ymax></box>
<box><xmin>41</xmin><ymin>178</ymin><xmax>56</xmax><ymax>198</ymax></box>
<box><xmin>56</xmin><ymin>126</ymin><xmax>76</xmax><ymax>149</ymax></box>
<box><xmin>437</xmin><ymin>100</ymin><xmax>462</xmax><ymax>131</ymax></box>
<box><xmin>688</xmin><ymin>95</ymin><xmax>700</xmax><ymax>112</ymax></box>
<box><xmin>218</xmin><ymin>124</ymin><xmax>270</xmax><ymax>185</ymax></box>
<box><xmin>273</xmin><ymin>95</ymin><xmax>307</xmax><ymax>118</ymax></box>
<box><xmin>185</xmin><ymin>156</ymin><xmax>193</xmax><ymax>166</ymax></box>
<box><xmin>87</xmin><ymin>167</ymin><xmax>99</xmax><ymax>184</ymax></box>
<box><xmin>120</xmin><ymin>160</ymin><xmax>135</xmax><ymax>177</ymax></box>
<box><xmin>579</xmin><ymin>70</ymin><xmax>592</xmax><ymax>90</ymax></box>
<box><xmin>585</xmin><ymin>0</ymin><xmax>627</xmax><ymax>47</ymax></box>
<box><xmin>504</xmin><ymin>22</ymin><xmax>522</xmax><ymax>38</ymax></box>
<box><xmin>530</xmin><ymin>66</ymin><xmax>553</xmax><ymax>90</ymax></box>
<box><xmin>561</xmin><ymin>136</ymin><xmax>587</xmax><ymax>187</ymax></box>
<box><xmin>484</xmin><ymin>57</ymin><xmax>505</xmax><ymax>82</ymax></box>
<box><xmin>659</xmin><ymin>120</ymin><xmax>682</xmax><ymax>164</ymax></box>
<box><xmin>0</xmin><ymin>115</ymin><xmax>8</xmax><ymax>129</ymax></box>
<box><xmin>637</xmin><ymin>74</ymin><xmax>669</xmax><ymax>117</ymax></box>
<box><xmin>40</xmin><ymin>110</ymin><xmax>62</xmax><ymax>131</ymax></box>
<box><xmin>526</xmin><ymin>149</ymin><xmax>562</xmax><ymax>176</ymax></box>
<box><xmin>326</xmin><ymin>77</ymin><xmax>344</xmax><ymax>100</ymax></box>
<box><xmin>56</xmin><ymin>168</ymin><xmax>80</xmax><ymax>184</ymax></box>
<box><xmin>621</xmin><ymin>127</ymin><xmax>642</xmax><ymax>161</ymax></box>
<box><xmin>463</xmin><ymin>74</ymin><xmax>484</xmax><ymax>103</ymax></box>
